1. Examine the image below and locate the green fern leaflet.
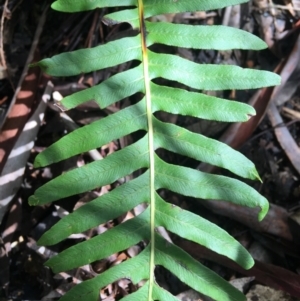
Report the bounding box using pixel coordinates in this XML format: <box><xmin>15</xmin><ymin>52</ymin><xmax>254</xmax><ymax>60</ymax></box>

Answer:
<box><xmin>29</xmin><ymin>1</ymin><xmax>280</xmax><ymax>300</ymax></box>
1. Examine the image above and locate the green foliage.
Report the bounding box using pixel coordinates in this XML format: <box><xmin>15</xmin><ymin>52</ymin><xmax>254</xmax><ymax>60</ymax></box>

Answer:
<box><xmin>29</xmin><ymin>1</ymin><xmax>280</xmax><ymax>300</ymax></box>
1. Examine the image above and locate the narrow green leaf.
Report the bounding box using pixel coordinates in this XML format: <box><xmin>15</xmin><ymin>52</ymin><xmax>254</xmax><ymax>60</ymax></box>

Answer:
<box><xmin>155</xmin><ymin>195</ymin><xmax>254</xmax><ymax>269</ymax></box>
<box><xmin>149</xmin><ymin>51</ymin><xmax>281</xmax><ymax>90</ymax></box>
<box><xmin>31</xmin><ymin>36</ymin><xmax>141</xmax><ymax>76</ymax></box>
<box><xmin>105</xmin><ymin>0</ymin><xmax>249</xmax><ymax>28</ymax></box>
<box><xmin>143</xmin><ymin>0</ymin><xmax>249</xmax><ymax>12</ymax></box>
<box><xmin>52</xmin><ymin>0</ymin><xmax>135</xmax><ymax>12</ymax></box>
<box><xmin>58</xmin><ymin>247</ymin><xmax>150</xmax><ymax>301</ymax></box>
<box><xmin>29</xmin><ymin>137</ymin><xmax>149</xmax><ymax>205</ymax></box>
<box><xmin>153</xmin><ymin>117</ymin><xmax>260</xmax><ymax>180</ymax></box>
<box><xmin>46</xmin><ymin>208</ymin><xmax>150</xmax><ymax>273</ymax></box>
<box><xmin>155</xmin><ymin>156</ymin><xmax>269</xmax><ymax>221</ymax></box>
<box><xmin>155</xmin><ymin>234</ymin><xmax>246</xmax><ymax>301</ymax></box>
<box><xmin>61</xmin><ymin>66</ymin><xmax>145</xmax><ymax>110</ymax></box>
<box><xmin>35</xmin><ymin>101</ymin><xmax>147</xmax><ymax>165</ymax></box>
<box><xmin>38</xmin><ymin>172</ymin><xmax>150</xmax><ymax>246</ymax></box>
<box><xmin>151</xmin><ymin>83</ymin><xmax>256</xmax><ymax>122</ymax></box>
<box><xmin>147</xmin><ymin>22</ymin><xmax>267</xmax><ymax>50</ymax></box>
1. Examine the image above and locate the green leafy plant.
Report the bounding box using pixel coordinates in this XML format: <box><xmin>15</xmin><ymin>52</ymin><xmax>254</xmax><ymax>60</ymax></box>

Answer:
<box><xmin>29</xmin><ymin>1</ymin><xmax>280</xmax><ymax>300</ymax></box>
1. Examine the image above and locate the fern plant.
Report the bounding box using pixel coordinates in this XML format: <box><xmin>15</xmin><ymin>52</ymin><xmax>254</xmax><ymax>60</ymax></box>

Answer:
<box><xmin>29</xmin><ymin>1</ymin><xmax>280</xmax><ymax>300</ymax></box>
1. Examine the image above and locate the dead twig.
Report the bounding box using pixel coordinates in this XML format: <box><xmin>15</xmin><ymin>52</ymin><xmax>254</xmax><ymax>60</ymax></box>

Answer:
<box><xmin>0</xmin><ymin>4</ymin><xmax>48</xmax><ymax>131</ymax></box>
<box><xmin>0</xmin><ymin>0</ymin><xmax>14</xmax><ymax>90</ymax></box>
<box><xmin>0</xmin><ymin>0</ymin><xmax>9</xmax><ymax>70</ymax></box>
<box><xmin>268</xmin><ymin>102</ymin><xmax>300</xmax><ymax>175</ymax></box>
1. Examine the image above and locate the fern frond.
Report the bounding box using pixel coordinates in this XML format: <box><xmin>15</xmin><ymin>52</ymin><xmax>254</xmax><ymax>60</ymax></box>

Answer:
<box><xmin>29</xmin><ymin>1</ymin><xmax>280</xmax><ymax>300</ymax></box>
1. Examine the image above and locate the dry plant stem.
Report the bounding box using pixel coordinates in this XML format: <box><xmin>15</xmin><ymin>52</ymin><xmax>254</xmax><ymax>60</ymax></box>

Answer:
<box><xmin>67</xmin><ymin>12</ymin><xmax>93</xmax><ymax>51</ymax></box>
<box><xmin>204</xmin><ymin>200</ymin><xmax>293</xmax><ymax>240</ymax></box>
<box><xmin>268</xmin><ymin>102</ymin><xmax>300</xmax><ymax>175</ymax></box>
<box><xmin>222</xmin><ymin>6</ymin><xmax>232</xmax><ymax>26</ymax></box>
<box><xmin>282</xmin><ymin>107</ymin><xmax>300</xmax><ymax>119</ymax></box>
<box><xmin>42</xmin><ymin>14</ymin><xmax>78</xmax><ymax>53</ymax></box>
<box><xmin>0</xmin><ymin>0</ymin><xmax>8</xmax><ymax>69</ymax></box>
<box><xmin>247</xmin><ymin>118</ymin><xmax>300</xmax><ymax>143</ymax></box>
<box><xmin>85</xmin><ymin>10</ymin><xmax>99</xmax><ymax>48</ymax></box>
<box><xmin>252</xmin><ymin>3</ymin><xmax>300</xmax><ymax>12</ymax></box>
<box><xmin>0</xmin><ymin>5</ymin><xmax>48</xmax><ymax>130</ymax></box>
<box><xmin>268</xmin><ymin>0</ymin><xmax>277</xmax><ymax>16</ymax></box>
<box><xmin>10</xmin><ymin>0</ymin><xmax>24</xmax><ymax>15</ymax></box>
<box><xmin>0</xmin><ymin>0</ymin><xmax>14</xmax><ymax>91</ymax></box>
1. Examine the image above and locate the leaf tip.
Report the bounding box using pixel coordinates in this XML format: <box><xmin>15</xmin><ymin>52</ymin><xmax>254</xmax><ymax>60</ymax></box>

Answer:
<box><xmin>244</xmin><ymin>255</ymin><xmax>255</xmax><ymax>270</ymax></box>
<box><xmin>44</xmin><ymin>257</ymin><xmax>54</xmax><ymax>270</ymax></box>
<box><xmin>30</xmin><ymin>59</ymin><xmax>51</xmax><ymax>74</ymax></box>
<box><xmin>51</xmin><ymin>1</ymin><xmax>65</xmax><ymax>12</ymax></box>
<box><xmin>37</xmin><ymin>235</ymin><xmax>48</xmax><ymax>246</ymax></box>
<box><xmin>246</xmin><ymin>110</ymin><xmax>256</xmax><ymax>121</ymax></box>
<box><xmin>246</xmin><ymin>113</ymin><xmax>255</xmax><ymax>120</ymax></box>
<box><xmin>257</xmin><ymin>174</ymin><xmax>263</xmax><ymax>183</ymax></box>
<box><xmin>258</xmin><ymin>201</ymin><xmax>269</xmax><ymax>222</ymax></box>
<box><xmin>29</xmin><ymin>195</ymin><xmax>39</xmax><ymax>206</ymax></box>
<box><xmin>34</xmin><ymin>154</ymin><xmax>44</xmax><ymax>168</ymax></box>
<box><xmin>272</xmin><ymin>73</ymin><xmax>282</xmax><ymax>86</ymax></box>
<box><xmin>50</xmin><ymin>2</ymin><xmax>58</xmax><ymax>10</ymax></box>
<box><xmin>251</xmin><ymin>168</ymin><xmax>262</xmax><ymax>182</ymax></box>
<box><xmin>244</xmin><ymin>105</ymin><xmax>256</xmax><ymax>121</ymax></box>
<box><xmin>258</xmin><ymin>39</ymin><xmax>268</xmax><ymax>50</ymax></box>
